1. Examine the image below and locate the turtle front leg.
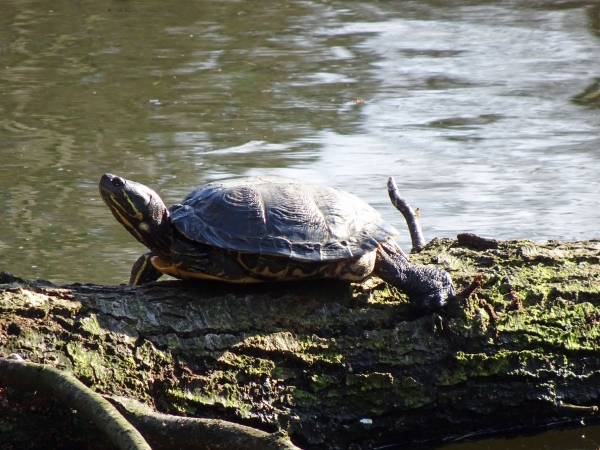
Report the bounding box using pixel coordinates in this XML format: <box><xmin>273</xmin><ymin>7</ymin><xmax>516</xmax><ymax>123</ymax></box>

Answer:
<box><xmin>129</xmin><ymin>251</ymin><xmax>163</xmax><ymax>285</ymax></box>
<box><xmin>374</xmin><ymin>241</ymin><xmax>455</xmax><ymax>312</ymax></box>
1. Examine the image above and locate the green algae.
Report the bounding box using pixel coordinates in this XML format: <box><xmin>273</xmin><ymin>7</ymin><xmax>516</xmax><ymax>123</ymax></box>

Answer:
<box><xmin>135</xmin><ymin>339</ymin><xmax>171</xmax><ymax>369</ymax></box>
<box><xmin>236</xmin><ymin>331</ymin><xmax>347</xmax><ymax>365</ymax></box>
<box><xmin>497</xmin><ymin>303</ymin><xmax>600</xmax><ymax>351</ymax></box>
<box><xmin>167</xmin><ymin>367</ymin><xmax>262</xmax><ymax>418</ymax></box>
<box><xmin>309</xmin><ymin>373</ymin><xmax>338</xmax><ymax>392</ymax></box>
<box><xmin>79</xmin><ymin>314</ymin><xmax>104</xmax><ymax>337</ymax></box>
<box><xmin>291</xmin><ymin>371</ymin><xmax>433</xmax><ymax>411</ymax></box>
<box><xmin>345</xmin><ymin>372</ymin><xmax>432</xmax><ymax>409</ymax></box>
<box><xmin>218</xmin><ymin>351</ymin><xmax>276</xmax><ymax>377</ymax></box>
<box><xmin>271</xmin><ymin>365</ymin><xmax>299</xmax><ymax>381</ymax></box>
<box><xmin>291</xmin><ymin>388</ymin><xmax>319</xmax><ymax>407</ymax></box>
<box><xmin>235</xmin><ymin>331</ymin><xmax>302</xmax><ymax>353</ymax></box>
<box><xmin>66</xmin><ymin>341</ymin><xmax>112</xmax><ymax>384</ymax></box>
<box><xmin>444</xmin><ymin>350</ymin><xmax>578</xmax><ymax>389</ymax></box>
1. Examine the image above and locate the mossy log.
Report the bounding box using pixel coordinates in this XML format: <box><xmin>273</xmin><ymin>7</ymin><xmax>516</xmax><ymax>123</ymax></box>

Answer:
<box><xmin>1</xmin><ymin>237</ymin><xmax>600</xmax><ymax>449</ymax></box>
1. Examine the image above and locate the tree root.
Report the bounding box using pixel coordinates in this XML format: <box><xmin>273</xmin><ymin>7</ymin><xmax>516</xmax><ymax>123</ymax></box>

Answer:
<box><xmin>0</xmin><ymin>355</ymin><xmax>151</xmax><ymax>450</ymax></box>
<box><xmin>0</xmin><ymin>355</ymin><xmax>302</xmax><ymax>450</ymax></box>
<box><xmin>110</xmin><ymin>395</ymin><xmax>302</xmax><ymax>450</ymax></box>
<box><xmin>387</xmin><ymin>177</ymin><xmax>426</xmax><ymax>252</ymax></box>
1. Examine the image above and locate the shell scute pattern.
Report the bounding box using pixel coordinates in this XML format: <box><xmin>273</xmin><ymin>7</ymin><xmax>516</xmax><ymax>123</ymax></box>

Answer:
<box><xmin>170</xmin><ymin>177</ymin><xmax>398</xmax><ymax>261</ymax></box>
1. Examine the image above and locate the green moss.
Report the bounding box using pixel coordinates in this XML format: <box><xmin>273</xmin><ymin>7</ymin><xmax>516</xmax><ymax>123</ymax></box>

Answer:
<box><xmin>233</xmin><ymin>331</ymin><xmax>344</xmax><ymax>364</ymax></box>
<box><xmin>218</xmin><ymin>351</ymin><xmax>276</xmax><ymax>377</ymax></box>
<box><xmin>497</xmin><ymin>303</ymin><xmax>600</xmax><ymax>350</ymax></box>
<box><xmin>290</xmin><ymin>388</ymin><xmax>319</xmax><ymax>407</ymax></box>
<box><xmin>271</xmin><ymin>365</ymin><xmax>299</xmax><ymax>381</ymax></box>
<box><xmin>79</xmin><ymin>314</ymin><xmax>104</xmax><ymax>337</ymax></box>
<box><xmin>454</xmin><ymin>351</ymin><xmax>513</xmax><ymax>379</ymax></box>
<box><xmin>292</xmin><ymin>371</ymin><xmax>434</xmax><ymax>412</ymax></box>
<box><xmin>134</xmin><ymin>339</ymin><xmax>171</xmax><ymax>368</ymax></box>
<box><xmin>448</xmin><ymin>349</ymin><xmax>581</xmax><ymax>385</ymax></box>
<box><xmin>346</xmin><ymin>372</ymin><xmax>395</xmax><ymax>389</ymax></box>
<box><xmin>309</xmin><ymin>373</ymin><xmax>338</xmax><ymax>392</ymax></box>
<box><xmin>168</xmin><ymin>385</ymin><xmax>253</xmax><ymax>416</ymax></box>
<box><xmin>66</xmin><ymin>341</ymin><xmax>111</xmax><ymax>384</ymax></box>
<box><xmin>365</xmin><ymin>281</ymin><xmax>406</xmax><ymax>305</ymax></box>
<box><xmin>235</xmin><ymin>331</ymin><xmax>300</xmax><ymax>353</ymax></box>
<box><xmin>291</xmin><ymin>335</ymin><xmax>346</xmax><ymax>365</ymax></box>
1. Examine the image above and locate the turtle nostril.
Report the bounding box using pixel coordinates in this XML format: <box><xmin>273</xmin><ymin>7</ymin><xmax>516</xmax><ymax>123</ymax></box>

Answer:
<box><xmin>112</xmin><ymin>176</ymin><xmax>125</xmax><ymax>187</ymax></box>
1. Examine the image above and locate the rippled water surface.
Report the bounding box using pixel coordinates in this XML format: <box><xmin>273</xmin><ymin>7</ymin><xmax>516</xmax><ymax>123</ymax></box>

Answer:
<box><xmin>2</xmin><ymin>0</ymin><xmax>600</xmax><ymax>447</ymax></box>
<box><xmin>2</xmin><ymin>0</ymin><xmax>600</xmax><ymax>285</ymax></box>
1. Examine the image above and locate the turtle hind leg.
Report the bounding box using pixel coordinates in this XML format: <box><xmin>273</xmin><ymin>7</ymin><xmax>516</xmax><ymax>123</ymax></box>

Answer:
<box><xmin>130</xmin><ymin>251</ymin><xmax>163</xmax><ymax>285</ymax></box>
<box><xmin>374</xmin><ymin>240</ymin><xmax>455</xmax><ymax>313</ymax></box>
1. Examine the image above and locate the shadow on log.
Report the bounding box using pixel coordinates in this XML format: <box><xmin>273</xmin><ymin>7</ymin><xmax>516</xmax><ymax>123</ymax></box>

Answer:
<box><xmin>1</xmin><ymin>236</ymin><xmax>600</xmax><ymax>449</ymax></box>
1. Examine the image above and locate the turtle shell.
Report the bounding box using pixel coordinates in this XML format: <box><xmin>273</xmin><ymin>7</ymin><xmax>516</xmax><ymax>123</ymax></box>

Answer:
<box><xmin>169</xmin><ymin>177</ymin><xmax>398</xmax><ymax>261</ymax></box>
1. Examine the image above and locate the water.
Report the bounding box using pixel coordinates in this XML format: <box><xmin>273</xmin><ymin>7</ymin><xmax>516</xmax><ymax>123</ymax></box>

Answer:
<box><xmin>2</xmin><ymin>1</ymin><xmax>600</xmax><ymax>285</ymax></box>
<box><xmin>437</xmin><ymin>422</ymin><xmax>600</xmax><ymax>450</ymax></box>
<box><xmin>1</xmin><ymin>1</ymin><xmax>600</xmax><ymax>447</ymax></box>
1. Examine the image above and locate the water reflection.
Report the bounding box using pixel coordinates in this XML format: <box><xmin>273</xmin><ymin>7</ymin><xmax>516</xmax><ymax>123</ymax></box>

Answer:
<box><xmin>0</xmin><ymin>0</ymin><xmax>600</xmax><ymax>289</ymax></box>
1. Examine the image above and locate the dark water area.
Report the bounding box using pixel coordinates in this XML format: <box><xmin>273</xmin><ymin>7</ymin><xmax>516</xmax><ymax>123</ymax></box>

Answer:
<box><xmin>437</xmin><ymin>422</ymin><xmax>600</xmax><ymax>450</ymax></box>
<box><xmin>1</xmin><ymin>0</ymin><xmax>600</xmax><ymax>448</ymax></box>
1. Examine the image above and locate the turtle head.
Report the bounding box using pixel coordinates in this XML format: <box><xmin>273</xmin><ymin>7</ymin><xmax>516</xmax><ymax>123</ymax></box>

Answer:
<box><xmin>99</xmin><ymin>174</ymin><xmax>173</xmax><ymax>255</ymax></box>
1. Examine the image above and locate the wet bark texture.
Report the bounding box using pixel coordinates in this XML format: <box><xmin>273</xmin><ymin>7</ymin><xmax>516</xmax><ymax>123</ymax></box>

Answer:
<box><xmin>1</xmin><ymin>237</ymin><xmax>600</xmax><ymax>449</ymax></box>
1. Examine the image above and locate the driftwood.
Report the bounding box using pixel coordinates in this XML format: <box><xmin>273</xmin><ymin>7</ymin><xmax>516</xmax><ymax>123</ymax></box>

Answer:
<box><xmin>1</xmin><ymin>235</ymin><xmax>600</xmax><ymax>449</ymax></box>
<box><xmin>387</xmin><ymin>177</ymin><xmax>426</xmax><ymax>253</ymax></box>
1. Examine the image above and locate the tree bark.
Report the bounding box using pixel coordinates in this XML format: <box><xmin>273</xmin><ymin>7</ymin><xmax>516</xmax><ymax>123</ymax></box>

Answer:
<box><xmin>1</xmin><ymin>237</ymin><xmax>600</xmax><ymax>449</ymax></box>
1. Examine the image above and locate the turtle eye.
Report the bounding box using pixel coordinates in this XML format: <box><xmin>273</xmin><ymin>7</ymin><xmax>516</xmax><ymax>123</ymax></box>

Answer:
<box><xmin>112</xmin><ymin>177</ymin><xmax>126</xmax><ymax>187</ymax></box>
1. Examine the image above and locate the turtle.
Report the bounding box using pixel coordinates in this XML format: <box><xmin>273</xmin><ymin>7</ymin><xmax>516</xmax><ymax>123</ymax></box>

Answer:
<box><xmin>99</xmin><ymin>174</ymin><xmax>455</xmax><ymax>311</ymax></box>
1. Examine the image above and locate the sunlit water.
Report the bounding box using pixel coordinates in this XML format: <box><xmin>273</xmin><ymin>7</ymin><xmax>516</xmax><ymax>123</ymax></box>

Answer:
<box><xmin>1</xmin><ymin>1</ymin><xmax>600</xmax><ymax>447</ymax></box>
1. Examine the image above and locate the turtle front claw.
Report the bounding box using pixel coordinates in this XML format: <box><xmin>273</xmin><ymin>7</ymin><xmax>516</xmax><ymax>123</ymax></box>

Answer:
<box><xmin>407</xmin><ymin>267</ymin><xmax>456</xmax><ymax>313</ymax></box>
<box><xmin>129</xmin><ymin>252</ymin><xmax>163</xmax><ymax>285</ymax></box>
<box><xmin>374</xmin><ymin>242</ymin><xmax>455</xmax><ymax>313</ymax></box>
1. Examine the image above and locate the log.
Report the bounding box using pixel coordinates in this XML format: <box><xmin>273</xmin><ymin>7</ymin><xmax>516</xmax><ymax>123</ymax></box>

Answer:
<box><xmin>1</xmin><ymin>236</ymin><xmax>600</xmax><ymax>449</ymax></box>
